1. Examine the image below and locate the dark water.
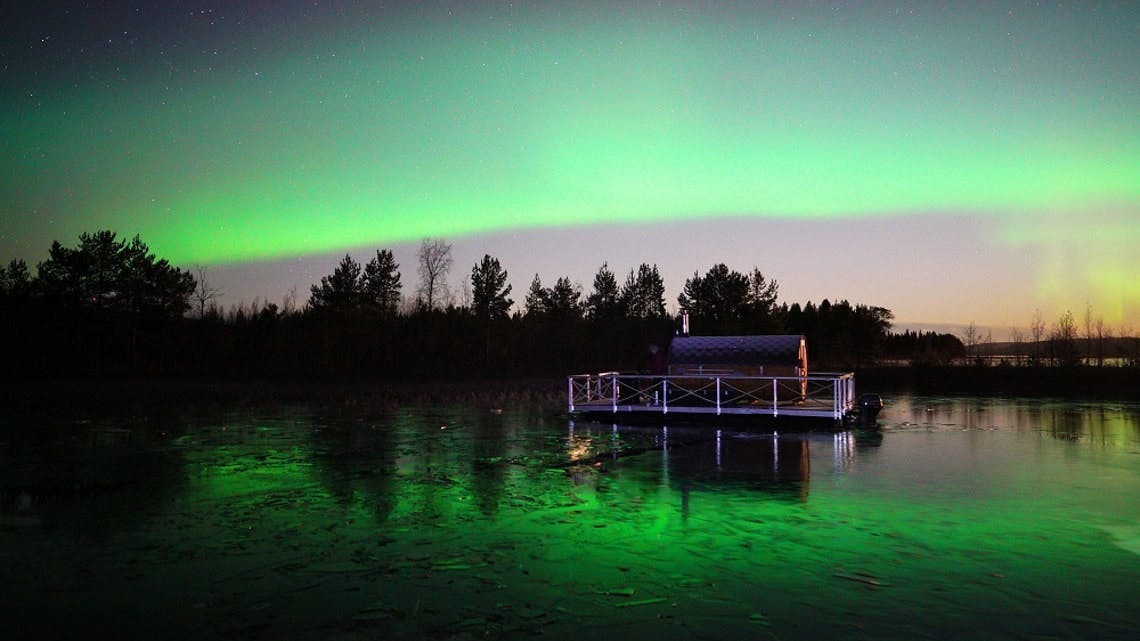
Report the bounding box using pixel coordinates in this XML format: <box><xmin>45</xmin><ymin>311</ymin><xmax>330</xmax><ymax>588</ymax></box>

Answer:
<box><xmin>1</xmin><ymin>395</ymin><xmax>1137</xmax><ymax>640</ymax></box>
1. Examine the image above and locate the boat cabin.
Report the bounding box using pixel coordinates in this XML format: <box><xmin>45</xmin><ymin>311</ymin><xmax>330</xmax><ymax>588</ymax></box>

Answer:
<box><xmin>667</xmin><ymin>334</ymin><xmax>808</xmax><ymax>378</ymax></box>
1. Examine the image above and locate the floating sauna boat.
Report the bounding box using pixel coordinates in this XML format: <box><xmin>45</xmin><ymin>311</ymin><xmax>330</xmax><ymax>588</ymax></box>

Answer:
<box><xmin>567</xmin><ymin>333</ymin><xmax>880</xmax><ymax>426</ymax></box>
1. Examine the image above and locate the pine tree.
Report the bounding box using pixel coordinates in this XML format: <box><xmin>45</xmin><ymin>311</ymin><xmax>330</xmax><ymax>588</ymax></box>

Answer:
<box><xmin>621</xmin><ymin>263</ymin><xmax>666</xmax><ymax>319</ymax></box>
<box><xmin>586</xmin><ymin>262</ymin><xmax>621</xmax><ymax>320</ymax></box>
<box><xmin>35</xmin><ymin>230</ymin><xmax>195</xmax><ymax>317</ymax></box>
<box><xmin>546</xmin><ymin>276</ymin><xmax>582</xmax><ymax>320</ymax></box>
<box><xmin>309</xmin><ymin>254</ymin><xmax>363</xmax><ymax>312</ymax></box>
<box><xmin>471</xmin><ymin>254</ymin><xmax>513</xmax><ymax>320</ymax></box>
<box><xmin>524</xmin><ymin>273</ymin><xmax>548</xmax><ymax>317</ymax></box>
<box><xmin>361</xmin><ymin>249</ymin><xmax>401</xmax><ymax>315</ymax></box>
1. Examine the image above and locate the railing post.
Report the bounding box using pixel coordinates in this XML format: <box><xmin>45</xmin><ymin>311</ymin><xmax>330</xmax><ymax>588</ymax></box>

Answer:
<box><xmin>772</xmin><ymin>377</ymin><xmax>778</xmax><ymax>417</ymax></box>
<box><xmin>568</xmin><ymin>377</ymin><xmax>574</xmax><ymax>413</ymax></box>
<box><xmin>716</xmin><ymin>377</ymin><xmax>721</xmax><ymax>415</ymax></box>
<box><xmin>612</xmin><ymin>375</ymin><xmax>618</xmax><ymax>413</ymax></box>
<box><xmin>662</xmin><ymin>378</ymin><xmax>668</xmax><ymax>414</ymax></box>
<box><xmin>833</xmin><ymin>378</ymin><xmax>839</xmax><ymax>419</ymax></box>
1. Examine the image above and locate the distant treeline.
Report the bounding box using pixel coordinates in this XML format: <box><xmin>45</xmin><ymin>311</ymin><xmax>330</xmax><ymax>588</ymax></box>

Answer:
<box><xmin>11</xmin><ymin>230</ymin><xmax>1129</xmax><ymax>382</ymax></box>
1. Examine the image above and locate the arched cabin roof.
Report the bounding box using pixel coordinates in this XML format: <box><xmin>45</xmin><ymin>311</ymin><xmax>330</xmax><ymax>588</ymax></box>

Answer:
<box><xmin>667</xmin><ymin>334</ymin><xmax>807</xmax><ymax>367</ymax></box>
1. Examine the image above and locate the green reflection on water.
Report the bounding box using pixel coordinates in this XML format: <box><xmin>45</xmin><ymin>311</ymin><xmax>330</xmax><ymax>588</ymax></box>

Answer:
<box><xmin>1</xmin><ymin>397</ymin><xmax>1137</xmax><ymax>640</ymax></box>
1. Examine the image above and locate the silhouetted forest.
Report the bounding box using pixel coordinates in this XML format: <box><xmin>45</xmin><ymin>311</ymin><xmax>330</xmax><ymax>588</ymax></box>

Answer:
<box><xmin>6</xmin><ymin>230</ymin><xmax>1133</xmax><ymax>383</ymax></box>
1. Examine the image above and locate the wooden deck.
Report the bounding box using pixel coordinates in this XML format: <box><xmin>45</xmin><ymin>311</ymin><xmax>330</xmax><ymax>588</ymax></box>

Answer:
<box><xmin>568</xmin><ymin>372</ymin><xmax>857</xmax><ymax>421</ymax></box>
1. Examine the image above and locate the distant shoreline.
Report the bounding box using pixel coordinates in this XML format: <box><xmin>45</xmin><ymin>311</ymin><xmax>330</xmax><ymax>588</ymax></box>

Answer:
<box><xmin>856</xmin><ymin>365</ymin><xmax>1137</xmax><ymax>401</ymax></box>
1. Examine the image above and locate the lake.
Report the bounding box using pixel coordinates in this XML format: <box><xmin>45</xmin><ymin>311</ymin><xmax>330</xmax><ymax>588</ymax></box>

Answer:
<box><xmin>1</xmin><ymin>392</ymin><xmax>1137</xmax><ymax>640</ymax></box>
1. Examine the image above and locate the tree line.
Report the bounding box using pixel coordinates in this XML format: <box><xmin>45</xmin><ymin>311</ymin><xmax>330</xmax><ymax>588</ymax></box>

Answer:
<box><xmin>957</xmin><ymin>306</ymin><xmax>1140</xmax><ymax>368</ymax></box>
<box><xmin>0</xmin><ymin>230</ymin><xmax>967</xmax><ymax>380</ymax></box>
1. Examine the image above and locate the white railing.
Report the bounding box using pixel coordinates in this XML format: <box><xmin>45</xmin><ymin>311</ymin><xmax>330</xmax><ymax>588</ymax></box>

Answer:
<box><xmin>568</xmin><ymin>372</ymin><xmax>856</xmax><ymax>420</ymax></box>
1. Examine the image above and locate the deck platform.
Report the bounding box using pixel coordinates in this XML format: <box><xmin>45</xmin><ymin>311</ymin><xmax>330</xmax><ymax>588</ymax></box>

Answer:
<box><xmin>568</xmin><ymin>372</ymin><xmax>857</xmax><ymax>422</ymax></box>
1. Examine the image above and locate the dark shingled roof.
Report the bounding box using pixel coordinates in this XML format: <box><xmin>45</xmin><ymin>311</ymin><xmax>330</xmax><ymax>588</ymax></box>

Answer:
<box><xmin>668</xmin><ymin>335</ymin><xmax>805</xmax><ymax>366</ymax></box>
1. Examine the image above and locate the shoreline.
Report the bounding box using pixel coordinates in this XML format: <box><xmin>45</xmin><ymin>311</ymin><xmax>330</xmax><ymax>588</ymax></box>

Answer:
<box><xmin>0</xmin><ymin>366</ymin><xmax>1135</xmax><ymax>419</ymax></box>
<box><xmin>856</xmin><ymin>365</ymin><xmax>1137</xmax><ymax>401</ymax></box>
<box><xmin>0</xmin><ymin>376</ymin><xmax>569</xmax><ymax>418</ymax></box>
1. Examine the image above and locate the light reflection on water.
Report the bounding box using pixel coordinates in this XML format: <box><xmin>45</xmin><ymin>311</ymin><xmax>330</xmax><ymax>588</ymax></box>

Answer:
<box><xmin>0</xmin><ymin>396</ymin><xmax>1137</xmax><ymax>640</ymax></box>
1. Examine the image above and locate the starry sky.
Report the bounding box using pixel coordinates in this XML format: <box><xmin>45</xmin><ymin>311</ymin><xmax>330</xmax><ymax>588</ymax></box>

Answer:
<box><xmin>2</xmin><ymin>1</ymin><xmax>1137</xmax><ymax>334</ymax></box>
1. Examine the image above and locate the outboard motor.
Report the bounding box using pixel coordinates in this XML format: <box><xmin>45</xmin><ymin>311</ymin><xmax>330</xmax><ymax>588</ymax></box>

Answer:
<box><xmin>856</xmin><ymin>393</ymin><xmax>884</xmax><ymax>428</ymax></box>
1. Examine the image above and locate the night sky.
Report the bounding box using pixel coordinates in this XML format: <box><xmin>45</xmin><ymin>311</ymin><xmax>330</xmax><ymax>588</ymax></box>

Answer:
<box><xmin>2</xmin><ymin>1</ymin><xmax>1137</xmax><ymax>333</ymax></box>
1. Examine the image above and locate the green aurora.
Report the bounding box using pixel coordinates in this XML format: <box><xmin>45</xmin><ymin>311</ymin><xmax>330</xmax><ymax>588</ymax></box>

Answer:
<box><xmin>2</xmin><ymin>2</ymin><xmax>1137</xmax><ymax>324</ymax></box>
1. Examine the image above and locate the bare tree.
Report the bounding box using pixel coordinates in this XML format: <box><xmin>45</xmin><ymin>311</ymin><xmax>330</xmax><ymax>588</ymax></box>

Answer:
<box><xmin>1010</xmin><ymin>327</ymin><xmax>1024</xmax><ymax>366</ymax></box>
<box><xmin>282</xmin><ymin>286</ymin><xmax>298</xmax><ymax>316</ymax></box>
<box><xmin>416</xmin><ymin>238</ymin><xmax>453</xmax><ymax>310</ymax></box>
<box><xmin>193</xmin><ymin>265</ymin><xmax>223</xmax><ymax>318</ymax></box>
<box><xmin>962</xmin><ymin>321</ymin><xmax>980</xmax><ymax>364</ymax></box>
<box><xmin>1052</xmin><ymin>310</ymin><xmax>1078</xmax><ymax>366</ymax></box>
<box><xmin>399</xmin><ymin>294</ymin><xmax>418</xmax><ymax>316</ymax></box>
<box><xmin>457</xmin><ymin>278</ymin><xmax>472</xmax><ymax>310</ymax></box>
<box><xmin>1030</xmin><ymin>308</ymin><xmax>1046</xmax><ymax>366</ymax></box>
<box><xmin>1123</xmin><ymin>324</ymin><xmax>1139</xmax><ymax>366</ymax></box>
<box><xmin>1094</xmin><ymin>317</ymin><xmax>1110</xmax><ymax>367</ymax></box>
<box><xmin>1083</xmin><ymin>303</ymin><xmax>1094</xmax><ymax>365</ymax></box>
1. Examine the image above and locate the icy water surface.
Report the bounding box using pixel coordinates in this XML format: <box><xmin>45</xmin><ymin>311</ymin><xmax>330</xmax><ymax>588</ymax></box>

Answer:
<box><xmin>1</xmin><ymin>395</ymin><xmax>1138</xmax><ymax>640</ymax></box>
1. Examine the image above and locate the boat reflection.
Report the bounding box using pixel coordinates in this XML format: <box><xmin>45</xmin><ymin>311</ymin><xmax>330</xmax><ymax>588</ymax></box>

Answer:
<box><xmin>567</xmin><ymin>420</ymin><xmax>867</xmax><ymax>503</ymax></box>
